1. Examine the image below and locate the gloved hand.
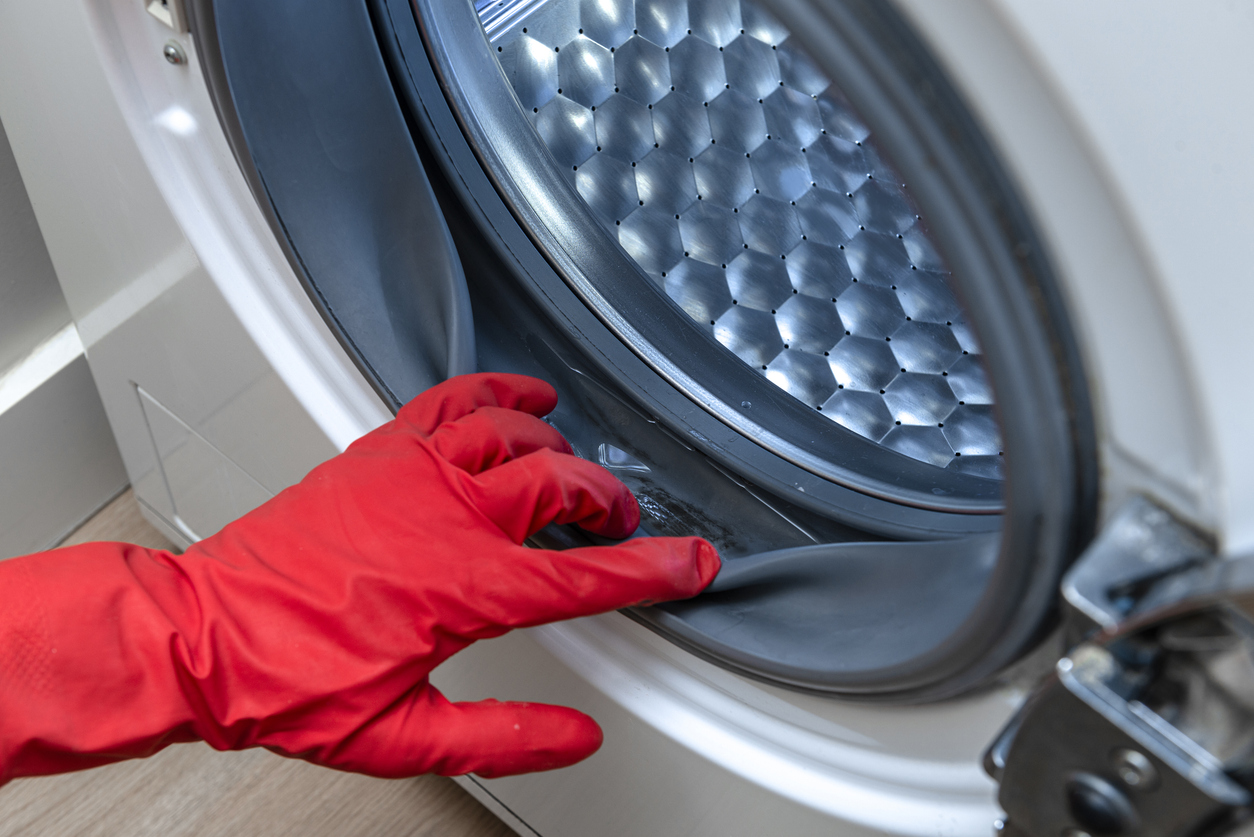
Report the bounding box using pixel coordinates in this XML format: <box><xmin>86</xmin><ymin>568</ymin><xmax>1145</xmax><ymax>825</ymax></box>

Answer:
<box><xmin>0</xmin><ymin>373</ymin><xmax>718</xmax><ymax>784</ymax></box>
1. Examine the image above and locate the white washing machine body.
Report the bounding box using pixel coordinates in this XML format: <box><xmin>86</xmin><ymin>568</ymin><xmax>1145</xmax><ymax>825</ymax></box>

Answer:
<box><xmin>0</xmin><ymin>1</ymin><xmax>1251</xmax><ymax>835</ymax></box>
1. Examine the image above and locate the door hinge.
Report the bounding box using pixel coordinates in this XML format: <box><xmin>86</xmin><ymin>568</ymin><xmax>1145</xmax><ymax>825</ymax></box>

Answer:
<box><xmin>986</xmin><ymin>496</ymin><xmax>1254</xmax><ymax>836</ymax></box>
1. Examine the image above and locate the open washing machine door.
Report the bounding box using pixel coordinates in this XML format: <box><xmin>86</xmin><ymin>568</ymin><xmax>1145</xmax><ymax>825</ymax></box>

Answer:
<box><xmin>14</xmin><ymin>0</ymin><xmax>1254</xmax><ymax>832</ymax></box>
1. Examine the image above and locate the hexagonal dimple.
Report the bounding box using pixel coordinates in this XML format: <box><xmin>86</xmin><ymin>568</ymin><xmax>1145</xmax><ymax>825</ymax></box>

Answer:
<box><xmin>636</xmin><ymin>0</ymin><xmax>689</xmax><ymax>47</ymax></box>
<box><xmin>807</xmin><ymin>135</ymin><xmax>868</xmax><ymax>194</ymax></box>
<box><xmin>513</xmin><ymin>3</ymin><xmax>582</xmax><ymax>51</ymax></box>
<box><xmin>785</xmin><ymin>240</ymin><xmax>852</xmax><ymax>300</ymax></box>
<box><xmin>949</xmin><ymin>455</ymin><xmax>1003</xmax><ymax>480</ymax></box>
<box><xmin>883</xmin><ymin>373</ymin><xmax>957</xmax><ymax>425</ymax></box>
<box><xmin>821</xmin><ymin>389</ymin><xmax>894</xmax><ymax>442</ymax></box>
<box><xmin>881</xmin><ymin>426</ymin><xmax>954</xmax><ymax>468</ymax></box>
<box><xmin>817</xmin><ymin>92</ymin><xmax>870</xmax><ymax>143</ymax></box>
<box><xmin>943</xmin><ymin>404</ymin><xmax>1000</xmax><ymax>456</ymax></box>
<box><xmin>651</xmin><ymin>92</ymin><xmax>712</xmax><ymax>158</ymax></box>
<box><xmin>774</xmin><ymin>295</ymin><xmax>843</xmax><ymax>353</ymax></box>
<box><xmin>499</xmin><ymin>36</ymin><xmax>559</xmax><ymax>112</ymax></box>
<box><xmin>827</xmin><ymin>336</ymin><xmax>898</xmax><ymax>392</ymax></box>
<box><xmin>688</xmin><ymin>0</ymin><xmax>743</xmax><ymax>47</ymax></box>
<box><xmin>692</xmin><ymin>145</ymin><xmax>754</xmax><ymax>207</ymax></box>
<box><xmin>723</xmin><ymin>34</ymin><xmax>780</xmax><ymax>100</ymax></box>
<box><xmin>763</xmin><ymin>87</ymin><xmax>822</xmax><ymax>148</ymax></box>
<box><xmin>945</xmin><ymin>355</ymin><xmax>994</xmax><ymax>404</ymax></box>
<box><xmin>559</xmin><ymin>38</ymin><xmax>615</xmax><ymax>108</ymax></box>
<box><xmin>707</xmin><ymin>89</ymin><xmax>767</xmax><ymax>153</ymax></box>
<box><xmin>667</xmin><ymin>36</ymin><xmax>727</xmax><ymax>102</ymax></box>
<box><xmin>889</xmin><ymin>321</ymin><xmax>962</xmax><ymax>374</ymax></box>
<box><xmin>766</xmin><ymin>349</ymin><xmax>837</xmax><ymax>406</ymax></box>
<box><xmin>679</xmin><ymin>201</ymin><xmax>744</xmax><ymax>264</ymax></box>
<box><xmin>843</xmin><ymin>231</ymin><xmax>913</xmax><ymax>286</ymax></box>
<box><xmin>580</xmin><ymin>0</ymin><xmax>635</xmax><ymax>47</ymax></box>
<box><xmin>860</xmin><ymin>144</ymin><xmax>899</xmax><ymax>183</ymax></box>
<box><xmin>534</xmin><ymin>95</ymin><xmax>598</xmax><ymax>167</ymax></box>
<box><xmin>738</xmin><ymin>195</ymin><xmax>801</xmax><ymax>256</ymax></box>
<box><xmin>777</xmin><ymin>40</ymin><xmax>828</xmax><ymax>95</ymax></box>
<box><xmin>836</xmin><ymin>283</ymin><xmax>905</xmax><ymax>339</ymax></box>
<box><xmin>852</xmin><ymin>179</ymin><xmax>916</xmax><ymax>235</ymax></box>
<box><xmin>894</xmin><ymin>270</ymin><xmax>962</xmax><ymax>324</ymax></box>
<box><xmin>795</xmin><ymin>188</ymin><xmax>859</xmax><ymax>243</ymax></box>
<box><xmin>748</xmin><ymin>140</ymin><xmax>810</xmax><ymax>202</ymax></box>
<box><xmin>663</xmin><ymin>258</ymin><xmax>732</xmax><ymax>324</ymax></box>
<box><xmin>615</xmin><ymin>36</ymin><xmax>672</xmax><ymax>105</ymax></box>
<box><xmin>725</xmin><ymin>250</ymin><xmax>793</xmax><ymax>310</ymax></box>
<box><xmin>635</xmin><ymin>150</ymin><xmax>697</xmax><ymax>214</ymax></box>
<box><xmin>595</xmin><ymin>94</ymin><xmax>656</xmax><ymax>161</ymax></box>
<box><xmin>576</xmin><ymin>152</ymin><xmax>639</xmax><ymax>225</ymax></box>
<box><xmin>740</xmin><ymin>1</ymin><xmax>790</xmax><ymax>45</ymax></box>
<box><xmin>619</xmin><ymin>208</ymin><xmax>683</xmax><ymax>273</ymax></box>
<box><xmin>902</xmin><ymin>223</ymin><xmax>947</xmax><ymax>271</ymax></box>
<box><xmin>950</xmin><ymin>320</ymin><xmax>982</xmax><ymax>354</ymax></box>
<box><xmin>714</xmin><ymin>305</ymin><xmax>783</xmax><ymax>367</ymax></box>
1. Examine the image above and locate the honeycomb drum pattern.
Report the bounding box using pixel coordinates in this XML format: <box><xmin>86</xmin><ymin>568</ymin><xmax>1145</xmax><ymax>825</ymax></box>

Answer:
<box><xmin>484</xmin><ymin>0</ymin><xmax>1003</xmax><ymax>479</ymax></box>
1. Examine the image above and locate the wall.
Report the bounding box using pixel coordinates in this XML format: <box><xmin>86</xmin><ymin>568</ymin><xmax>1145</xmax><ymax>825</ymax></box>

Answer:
<box><xmin>0</xmin><ymin>122</ymin><xmax>71</xmax><ymax>373</ymax></box>
<box><xmin>0</xmin><ymin>118</ymin><xmax>127</xmax><ymax>559</ymax></box>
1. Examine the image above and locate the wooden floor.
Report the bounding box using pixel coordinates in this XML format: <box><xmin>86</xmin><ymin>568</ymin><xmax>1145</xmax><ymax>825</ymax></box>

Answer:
<box><xmin>0</xmin><ymin>490</ymin><xmax>514</xmax><ymax>837</ymax></box>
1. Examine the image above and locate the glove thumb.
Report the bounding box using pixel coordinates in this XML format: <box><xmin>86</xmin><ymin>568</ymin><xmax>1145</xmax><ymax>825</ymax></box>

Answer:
<box><xmin>312</xmin><ymin>685</ymin><xmax>603</xmax><ymax>779</ymax></box>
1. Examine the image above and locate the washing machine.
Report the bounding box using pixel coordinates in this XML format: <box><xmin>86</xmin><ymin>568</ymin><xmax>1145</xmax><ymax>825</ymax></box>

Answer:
<box><xmin>1</xmin><ymin>0</ymin><xmax>1252</xmax><ymax>834</ymax></box>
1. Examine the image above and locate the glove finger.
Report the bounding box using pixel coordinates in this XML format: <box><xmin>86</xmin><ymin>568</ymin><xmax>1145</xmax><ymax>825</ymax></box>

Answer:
<box><xmin>397</xmin><ymin>373</ymin><xmax>558</xmax><ymax>436</ymax></box>
<box><xmin>466</xmin><ymin>448</ymin><xmax>639</xmax><ymax>542</ymax></box>
<box><xmin>426</xmin><ymin>698</ymin><xmax>603</xmax><ymax>778</ymax></box>
<box><xmin>315</xmin><ymin>685</ymin><xmax>602</xmax><ymax>779</ymax></box>
<box><xmin>430</xmin><ymin>407</ymin><xmax>573</xmax><ymax>474</ymax></box>
<box><xmin>482</xmin><ymin>536</ymin><xmax>720</xmax><ymax>629</ymax></box>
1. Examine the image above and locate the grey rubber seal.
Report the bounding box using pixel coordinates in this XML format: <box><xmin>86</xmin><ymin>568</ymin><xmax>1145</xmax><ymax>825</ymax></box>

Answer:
<box><xmin>186</xmin><ymin>0</ymin><xmax>474</xmax><ymax>408</ymax></box>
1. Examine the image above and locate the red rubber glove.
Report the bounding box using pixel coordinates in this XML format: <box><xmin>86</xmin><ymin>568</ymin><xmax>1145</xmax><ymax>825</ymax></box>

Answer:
<box><xmin>0</xmin><ymin>373</ymin><xmax>718</xmax><ymax>784</ymax></box>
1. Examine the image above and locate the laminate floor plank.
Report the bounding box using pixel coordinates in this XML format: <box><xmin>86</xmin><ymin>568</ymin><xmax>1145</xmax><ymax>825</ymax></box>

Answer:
<box><xmin>0</xmin><ymin>489</ymin><xmax>514</xmax><ymax>837</ymax></box>
<box><xmin>57</xmin><ymin>488</ymin><xmax>178</xmax><ymax>551</ymax></box>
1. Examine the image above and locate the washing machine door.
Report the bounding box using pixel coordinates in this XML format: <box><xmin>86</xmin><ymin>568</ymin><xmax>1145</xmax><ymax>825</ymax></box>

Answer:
<box><xmin>189</xmin><ymin>0</ymin><xmax>1097</xmax><ymax>706</ymax></box>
